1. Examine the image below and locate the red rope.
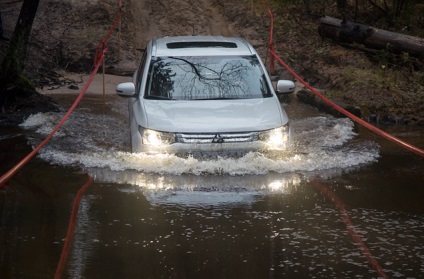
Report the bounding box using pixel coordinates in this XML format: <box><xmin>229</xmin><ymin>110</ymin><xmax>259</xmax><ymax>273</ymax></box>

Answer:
<box><xmin>261</xmin><ymin>2</ymin><xmax>409</xmax><ymax>277</ymax></box>
<box><xmin>0</xmin><ymin>0</ymin><xmax>124</xmax><ymax>188</ymax></box>
<box><xmin>262</xmin><ymin>1</ymin><xmax>423</xmax><ymax>158</ymax></box>
<box><xmin>271</xmin><ymin>49</ymin><xmax>424</xmax><ymax>157</ymax></box>
<box><xmin>0</xmin><ymin>51</ymin><xmax>105</xmax><ymax>188</ymax></box>
<box><xmin>310</xmin><ymin>181</ymin><xmax>389</xmax><ymax>278</ymax></box>
<box><xmin>54</xmin><ymin>175</ymin><xmax>94</xmax><ymax>279</ymax></box>
<box><xmin>53</xmin><ymin>3</ymin><xmax>122</xmax><ymax>277</ymax></box>
<box><xmin>103</xmin><ymin>0</ymin><xmax>122</xmax><ymax>43</ymax></box>
<box><xmin>263</xmin><ymin>0</ymin><xmax>275</xmax><ymax>72</ymax></box>
<box><xmin>94</xmin><ymin>0</ymin><xmax>122</xmax><ymax>66</ymax></box>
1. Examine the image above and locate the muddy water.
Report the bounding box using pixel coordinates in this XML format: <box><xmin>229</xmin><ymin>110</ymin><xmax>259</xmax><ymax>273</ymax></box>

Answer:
<box><xmin>1</xmin><ymin>94</ymin><xmax>423</xmax><ymax>278</ymax></box>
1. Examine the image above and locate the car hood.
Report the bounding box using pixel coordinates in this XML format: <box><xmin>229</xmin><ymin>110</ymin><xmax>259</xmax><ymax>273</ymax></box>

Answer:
<box><xmin>141</xmin><ymin>98</ymin><xmax>285</xmax><ymax>133</ymax></box>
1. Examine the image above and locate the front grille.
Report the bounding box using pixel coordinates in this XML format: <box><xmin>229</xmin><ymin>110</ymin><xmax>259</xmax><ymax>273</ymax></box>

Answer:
<box><xmin>176</xmin><ymin>131</ymin><xmax>259</xmax><ymax>144</ymax></box>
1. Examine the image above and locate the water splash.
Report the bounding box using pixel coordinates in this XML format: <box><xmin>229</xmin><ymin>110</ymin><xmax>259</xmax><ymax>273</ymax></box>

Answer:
<box><xmin>20</xmin><ymin>107</ymin><xmax>379</xmax><ymax>177</ymax></box>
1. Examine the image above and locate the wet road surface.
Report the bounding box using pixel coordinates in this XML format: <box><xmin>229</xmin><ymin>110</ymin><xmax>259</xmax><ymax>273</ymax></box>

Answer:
<box><xmin>1</xmin><ymin>94</ymin><xmax>423</xmax><ymax>278</ymax></box>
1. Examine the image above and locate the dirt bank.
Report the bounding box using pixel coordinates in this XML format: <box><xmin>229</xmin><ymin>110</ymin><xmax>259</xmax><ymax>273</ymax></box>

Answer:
<box><xmin>1</xmin><ymin>0</ymin><xmax>423</xmax><ymax>125</ymax></box>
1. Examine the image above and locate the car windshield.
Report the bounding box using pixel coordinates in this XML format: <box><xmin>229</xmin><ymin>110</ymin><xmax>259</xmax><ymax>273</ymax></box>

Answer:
<box><xmin>144</xmin><ymin>55</ymin><xmax>272</xmax><ymax>100</ymax></box>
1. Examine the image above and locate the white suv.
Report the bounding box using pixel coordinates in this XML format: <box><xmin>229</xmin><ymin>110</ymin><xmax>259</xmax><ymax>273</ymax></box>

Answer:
<box><xmin>117</xmin><ymin>36</ymin><xmax>295</xmax><ymax>154</ymax></box>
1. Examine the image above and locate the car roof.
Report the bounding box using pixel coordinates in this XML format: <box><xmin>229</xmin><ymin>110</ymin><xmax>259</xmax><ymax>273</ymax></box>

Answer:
<box><xmin>152</xmin><ymin>36</ymin><xmax>257</xmax><ymax>57</ymax></box>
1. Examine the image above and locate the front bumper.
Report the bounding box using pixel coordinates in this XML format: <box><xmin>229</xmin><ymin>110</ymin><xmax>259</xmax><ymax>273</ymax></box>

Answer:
<box><xmin>133</xmin><ymin>125</ymin><xmax>291</xmax><ymax>155</ymax></box>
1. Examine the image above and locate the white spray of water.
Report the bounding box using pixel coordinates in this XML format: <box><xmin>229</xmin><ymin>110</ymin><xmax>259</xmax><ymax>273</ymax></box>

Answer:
<box><xmin>19</xmin><ymin>103</ymin><xmax>381</xmax><ymax>206</ymax></box>
<box><xmin>21</xmin><ymin>110</ymin><xmax>379</xmax><ymax>176</ymax></box>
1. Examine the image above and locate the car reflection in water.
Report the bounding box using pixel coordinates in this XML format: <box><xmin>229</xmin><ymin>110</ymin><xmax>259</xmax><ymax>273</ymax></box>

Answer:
<box><xmin>88</xmin><ymin>168</ymin><xmax>302</xmax><ymax>207</ymax></box>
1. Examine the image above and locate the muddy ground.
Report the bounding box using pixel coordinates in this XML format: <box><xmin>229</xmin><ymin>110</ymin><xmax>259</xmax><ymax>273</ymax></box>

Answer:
<box><xmin>1</xmin><ymin>0</ymin><xmax>423</xmax><ymax>125</ymax></box>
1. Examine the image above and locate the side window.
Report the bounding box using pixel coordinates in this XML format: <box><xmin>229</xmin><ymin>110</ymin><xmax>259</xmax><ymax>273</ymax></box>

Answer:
<box><xmin>135</xmin><ymin>50</ymin><xmax>147</xmax><ymax>94</ymax></box>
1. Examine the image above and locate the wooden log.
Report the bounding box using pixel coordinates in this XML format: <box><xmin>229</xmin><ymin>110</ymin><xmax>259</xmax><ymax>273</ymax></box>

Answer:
<box><xmin>318</xmin><ymin>16</ymin><xmax>424</xmax><ymax>57</ymax></box>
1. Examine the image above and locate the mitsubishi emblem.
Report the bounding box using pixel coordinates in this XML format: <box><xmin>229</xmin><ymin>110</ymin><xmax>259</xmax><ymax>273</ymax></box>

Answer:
<box><xmin>212</xmin><ymin>134</ymin><xmax>224</xmax><ymax>143</ymax></box>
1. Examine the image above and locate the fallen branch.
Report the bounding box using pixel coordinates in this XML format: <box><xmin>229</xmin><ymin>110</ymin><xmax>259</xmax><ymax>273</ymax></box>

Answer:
<box><xmin>318</xmin><ymin>16</ymin><xmax>424</xmax><ymax>57</ymax></box>
<box><xmin>36</xmin><ymin>70</ymin><xmax>82</xmax><ymax>90</ymax></box>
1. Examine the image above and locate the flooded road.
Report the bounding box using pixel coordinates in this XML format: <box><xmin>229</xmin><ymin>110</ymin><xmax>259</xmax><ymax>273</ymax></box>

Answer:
<box><xmin>1</xmin><ymin>94</ymin><xmax>423</xmax><ymax>278</ymax></box>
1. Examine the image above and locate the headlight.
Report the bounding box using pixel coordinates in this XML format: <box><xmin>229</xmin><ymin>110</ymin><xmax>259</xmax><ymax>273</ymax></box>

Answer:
<box><xmin>258</xmin><ymin>125</ymin><xmax>290</xmax><ymax>149</ymax></box>
<box><xmin>140</xmin><ymin>128</ymin><xmax>176</xmax><ymax>146</ymax></box>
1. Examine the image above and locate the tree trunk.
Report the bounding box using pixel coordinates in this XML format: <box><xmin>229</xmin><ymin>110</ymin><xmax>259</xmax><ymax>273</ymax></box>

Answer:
<box><xmin>0</xmin><ymin>0</ymin><xmax>40</xmax><ymax>110</ymax></box>
<box><xmin>318</xmin><ymin>16</ymin><xmax>424</xmax><ymax>57</ymax></box>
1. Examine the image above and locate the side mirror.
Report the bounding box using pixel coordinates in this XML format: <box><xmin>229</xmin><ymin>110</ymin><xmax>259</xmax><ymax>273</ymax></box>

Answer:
<box><xmin>116</xmin><ymin>82</ymin><xmax>136</xmax><ymax>97</ymax></box>
<box><xmin>276</xmin><ymin>80</ymin><xmax>295</xmax><ymax>94</ymax></box>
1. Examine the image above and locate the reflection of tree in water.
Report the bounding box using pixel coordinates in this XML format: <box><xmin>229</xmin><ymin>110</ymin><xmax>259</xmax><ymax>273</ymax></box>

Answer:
<box><xmin>149</xmin><ymin>56</ymin><xmax>269</xmax><ymax>100</ymax></box>
<box><xmin>149</xmin><ymin>59</ymin><xmax>175</xmax><ymax>98</ymax></box>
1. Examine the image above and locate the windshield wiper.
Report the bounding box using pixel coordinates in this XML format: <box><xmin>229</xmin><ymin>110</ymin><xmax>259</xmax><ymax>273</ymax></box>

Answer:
<box><xmin>195</xmin><ymin>97</ymin><xmax>241</xmax><ymax>100</ymax></box>
<box><xmin>144</xmin><ymin>95</ymin><xmax>173</xmax><ymax>100</ymax></box>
